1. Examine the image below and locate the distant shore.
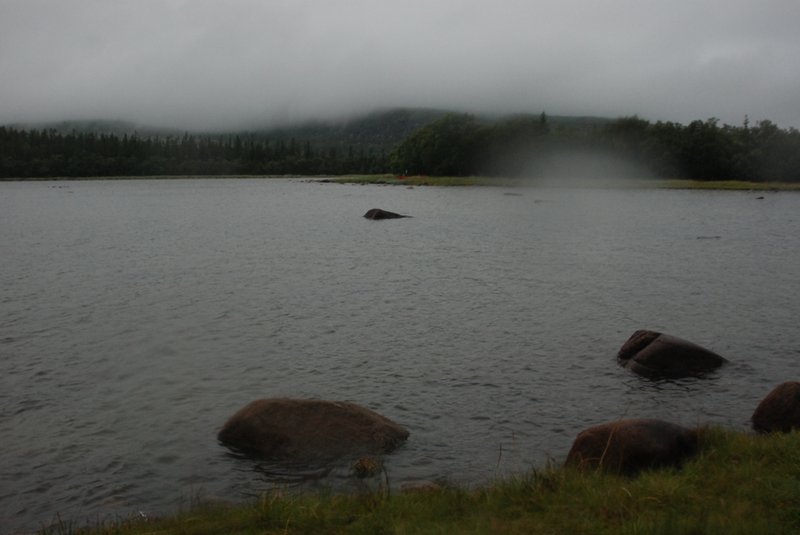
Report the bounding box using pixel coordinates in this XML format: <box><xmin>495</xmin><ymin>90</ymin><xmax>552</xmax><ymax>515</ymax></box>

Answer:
<box><xmin>0</xmin><ymin>174</ymin><xmax>323</xmax><ymax>183</ymax></box>
<box><xmin>3</xmin><ymin>174</ymin><xmax>800</xmax><ymax>190</ymax></box>
<box><xmin>328</xmin><ymin>174</ymin><xmax>800</xmax><ymax>190</ymax></box>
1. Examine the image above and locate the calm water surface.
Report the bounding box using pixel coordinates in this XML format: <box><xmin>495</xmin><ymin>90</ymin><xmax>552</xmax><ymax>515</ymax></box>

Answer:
<box><xmin>2</xmin><ymin>179</ymin><xmax>799</xmax><ymax>533</ymax></box>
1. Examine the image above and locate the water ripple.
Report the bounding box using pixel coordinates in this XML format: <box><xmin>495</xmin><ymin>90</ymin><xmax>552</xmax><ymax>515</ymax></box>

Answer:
<box><xmin>2</xmin><ymin>180</ymin><xmax>800</xmax><ymax>533</ymax></box>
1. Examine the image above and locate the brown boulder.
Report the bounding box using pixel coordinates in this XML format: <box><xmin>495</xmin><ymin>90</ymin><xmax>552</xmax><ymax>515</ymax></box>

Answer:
<box><xmin>363</xmin><ymin>208</ymin><xmax>409</xmax><ymax>220</ymax></box>
<box><xmin>217</xmin><ymin>398</ymin><xmax>409</xmax><ymax>459</ymax></box>
<box><xmin>751</xmin><ymin>382</ymin><xmax>800</xmax><ymax>433</ymax></box>
<box><xmin>617</xmin><ymin>330</ymin><xmax>727</xmax><ymax>378</ymax></box>
<box><xmin>565</xmin><ymin>419</ymin><xmax>699</xmax><ymax>475</ymax></box>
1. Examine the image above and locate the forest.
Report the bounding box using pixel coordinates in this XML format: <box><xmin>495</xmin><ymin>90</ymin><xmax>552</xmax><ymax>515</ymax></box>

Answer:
<box><xmin>0</xmin><ymin>128</ymin><xmax>387</xmax><ymax>177</ymax></box>
<box><xmin>390</xmin><ymin>113</ymin><xmax>800</xmax><ymax>182</ymax></box>
<box><xmin>1</xmin><ymin>109</ymin><xmax>798</xmax><ymax>181</ymax></box>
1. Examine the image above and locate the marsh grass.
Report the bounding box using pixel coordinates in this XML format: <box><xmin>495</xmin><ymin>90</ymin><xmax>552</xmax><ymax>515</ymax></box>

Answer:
<box><xmin>649</xmin><ymin>179</ymin><xmax>800</xmax><ymax>191</ymax></box>
<box><xmin>329</xmin><ymin>174</ymin><xmax>511</xmax><ymax>187</ymax></box>
<box><xmin>42</xmin><ymin>428</ymin><xmax>800</xmax><ymax>534</ymax></box>
<box><xmin>330</xmin><ymin>175</ymin><xmax>800</xmax><ymax>191</ymax></box>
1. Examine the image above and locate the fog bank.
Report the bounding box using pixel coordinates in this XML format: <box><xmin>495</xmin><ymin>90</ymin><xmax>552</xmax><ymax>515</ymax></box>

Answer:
<box><xmin>1</xmin><ymin>1</ymin><xmax>799</xmax><ymax>130</ymax></box>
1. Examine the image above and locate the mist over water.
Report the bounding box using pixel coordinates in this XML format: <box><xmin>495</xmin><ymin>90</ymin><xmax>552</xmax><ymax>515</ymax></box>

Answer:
<box><xmin>2</xmin><ymin>179</ymin><xmax>800</xmax><ymax>533</ymax></box>
<box><xmin>538</xmin><ymin>150</ymin><xmax>654</xmax><ymax>180</ymax></box>
<box><xmin>481</xmin><ymin>146</ymin><xmax>657</xmax><ymax>188</ymax></box>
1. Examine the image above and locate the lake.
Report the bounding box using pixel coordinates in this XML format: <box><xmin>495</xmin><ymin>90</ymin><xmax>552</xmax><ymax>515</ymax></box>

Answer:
<box><xmin>2</xmin><ymin>178</ymin><xmax>799</xmax><ymax>533</ymax></box>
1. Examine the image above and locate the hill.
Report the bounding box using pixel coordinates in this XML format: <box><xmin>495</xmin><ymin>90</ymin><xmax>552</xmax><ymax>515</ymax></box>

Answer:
<box><xmin>6</xmin><ymin>119</ymin><xmax>183</xmax><ymax>138</ymax></box>
<box><xmin>247</xmin><ymin>108</ymin><xmax>451</xmax><ymax>152</ymax></box>
<box><xmin>5</xmin><ymin>109</ymin><xmax>613</xmax><ymax>153</ymax></box>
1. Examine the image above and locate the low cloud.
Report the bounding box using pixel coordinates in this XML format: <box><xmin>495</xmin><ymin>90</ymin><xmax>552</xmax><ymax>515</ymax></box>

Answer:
<box><xmin>1</xmin><ymin>0</ymin><xmax>799</xmax><ymax>130</ymax></box>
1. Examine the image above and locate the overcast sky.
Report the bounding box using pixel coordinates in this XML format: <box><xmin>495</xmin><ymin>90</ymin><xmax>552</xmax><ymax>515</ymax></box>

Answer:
<box><xmin>1</xmin><ymin>0</ymin><xmax>798</xmax><ymax>130</ymax></box>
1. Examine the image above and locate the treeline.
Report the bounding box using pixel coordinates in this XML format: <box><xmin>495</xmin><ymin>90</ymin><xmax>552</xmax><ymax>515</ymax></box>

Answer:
<box><xmin>2</xmin><ymin>111</ymin><xmax>799</xmax><ymax>181</ymax></box>
<box><xmin>390</xmin><ymin>113</ymin><xmax>800</xmax><ymax>182</ymax></box>
<box><xmin>0</xmin><ymin>128</ymin><xmax>388</xmax><ymax>178</ymax></box>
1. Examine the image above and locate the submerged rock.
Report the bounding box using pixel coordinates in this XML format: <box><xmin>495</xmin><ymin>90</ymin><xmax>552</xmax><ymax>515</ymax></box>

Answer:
<box><xmin>217</xmin><ymin>398</ymin><xmax>409</xmax><ymax>460</ymax></box>
<box><xmin>617</xmin><ymin>330</ymin><xmax>727</xmax><ymax>378</ymax></box>
<box><xmin>565</xmin><ymin>419</ymin><xmax>699</xmax><ymax>475</ymax></box>
<box><xmin>752</xmin><ymin>382</ymin><xmax>800</xmax><ymax>433</ymax></box>
<box><xmin>351</xmin><ymin>456</ymin><xmax>383</xmax><ymax>478</ymax></box>
<box><xmin>363</xmin><ymin>208</ymin><xmax>409</xmax><ymax>220</ymax></box>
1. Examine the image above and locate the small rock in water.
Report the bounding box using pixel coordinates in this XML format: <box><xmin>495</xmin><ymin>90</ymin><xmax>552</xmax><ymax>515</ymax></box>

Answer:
<box><xmin>363</xmin><ymin>208</ymin><xmax>410</xmax><ymax>220</ymax></box>
<box><xmin>217</xmin><ymin>398</ymin><xmax>409</xmax><ymax>460</ymax></box>
<box><xmin>351</xmin><ymin>456</ymin><xmax>383</xmax><ymax>478</ymax></box>
<box><xmin>617</xmin><ymin>329</ymin><xmax>727</xmax><ymax>379</ymax></box>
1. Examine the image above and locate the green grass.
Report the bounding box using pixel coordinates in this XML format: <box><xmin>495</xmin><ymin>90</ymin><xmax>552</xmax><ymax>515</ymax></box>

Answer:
<box><xmin>650</xmin><ymin>179</ymin><xmax>800</xmax><ymax>191</ymax></box>
<box><xmin>42</xmin><ymin>428</ymin><xmax>800</xmax><ymax>534</ymax></box>
<box><xmin>328</xmin><ymin>174</ymin><xmax>514</xmax><ymax>187</ymax></box>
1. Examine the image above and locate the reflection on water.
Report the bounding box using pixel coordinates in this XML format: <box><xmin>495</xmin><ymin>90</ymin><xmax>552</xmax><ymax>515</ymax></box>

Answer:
<box><xmin>2</xmin><ymin>179</ymin><xmax>800</xmax><ymax>533</ymax></box>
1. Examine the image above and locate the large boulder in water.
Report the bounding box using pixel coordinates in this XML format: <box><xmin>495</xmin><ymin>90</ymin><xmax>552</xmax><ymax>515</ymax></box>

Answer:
<box><xmin>363</xmin><ymin>208</ymin><xmax>409</xmax><ymax>220</ymax></box>
<box><xmin>565</xmin><ymin>419</ymin><xmax>699</xmax><ymax>475</ymax></box>
<box><xmin>617</xmin><ymin>330</ymin><xmax>727</xmax><ymax>378</ymax></box>
<box><xmin>217</xmin><ymin>398</ymin><xmax>409</xmax><ymax>459</ymax></box>
<box><xmin>751</xmin><ymin>382</ymin><xmax>800</xmax><ymax>433</ymax></box>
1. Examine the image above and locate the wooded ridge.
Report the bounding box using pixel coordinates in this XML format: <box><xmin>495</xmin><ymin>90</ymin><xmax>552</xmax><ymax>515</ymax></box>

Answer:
<box><xmin>2</xmin><ymin>108</ymin><xmax>797</xmax><ymax>181</ymax></box>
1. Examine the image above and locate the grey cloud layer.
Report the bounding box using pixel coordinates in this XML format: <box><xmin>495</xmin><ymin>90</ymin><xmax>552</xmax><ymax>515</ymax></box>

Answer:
<box><xmin>1</xmin><ymin>0</ymin><xmax>798</xmax><ymax>129</ymax></box>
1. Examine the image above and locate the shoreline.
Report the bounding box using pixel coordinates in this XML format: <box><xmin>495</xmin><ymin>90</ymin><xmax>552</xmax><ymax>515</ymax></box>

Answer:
<box><xmin>327</xmin><ymin>174</ymin><xmax>800</xmax><ymax>190</ymax></box>
<box><xmin>2</xmin><ymin>174</ymin><xmax>800</xmax><ymax>190</ymax></box>
<box><xmin>34</xmin><ymin>428</ymin><xmax>800</xmax><ymax>535</ymax></box>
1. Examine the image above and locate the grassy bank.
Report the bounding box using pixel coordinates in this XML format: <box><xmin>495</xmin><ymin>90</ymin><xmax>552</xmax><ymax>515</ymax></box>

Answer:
<box><xmin>651</xmin><ymin>179</ymin><xmax>800</xmax><ymax>191</ymax></box>
<box><xmin>330</xmin><ymin>175</ymin><xmax>800</xmax><ymax>190</ymax></box>
<box><xmin>43</xmin><ymin>428</ymin><xmax>800</xmax><ymax>535</ymax></box>
<box><xmin>327</xmin><ymin>174</ymin><xmax>503</xmax><ymax>187</ymax></box>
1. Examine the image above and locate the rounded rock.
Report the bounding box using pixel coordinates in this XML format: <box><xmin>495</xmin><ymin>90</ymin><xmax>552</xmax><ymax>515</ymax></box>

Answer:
<box><xmin>218</xmin><ymin>398</ymin><xmax>409</xmax><ymax>460</ymax></box>
<box><xmin>617</xmin><ymin>330</ymin><xmax>727</xmax><ymax>378</ymax></box>
<box><xmin>363</xmin><ymin>208</ymin><xmax>409</xmax><ymax>220</ymax></box>
<box><xmin>565</xmin><ymin>418</ymin><xmax>699</xmax><ymax>475</ymax></box>
<box><xmin>752</xmin><ymin>382</ymin><xmax>800</xmax><ymax>433</ymax></box>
